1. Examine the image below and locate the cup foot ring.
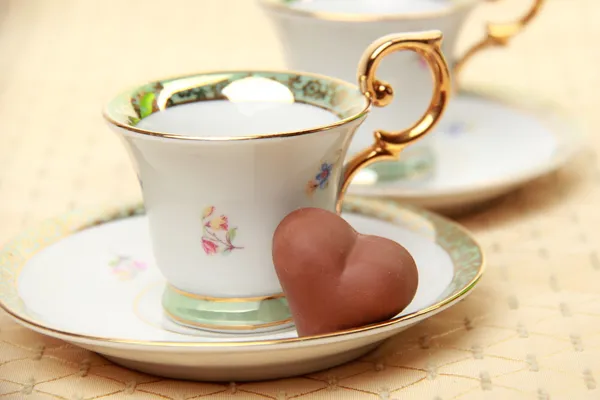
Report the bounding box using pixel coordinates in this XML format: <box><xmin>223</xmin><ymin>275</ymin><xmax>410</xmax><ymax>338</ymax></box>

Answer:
<box><xmin>161</xmin><ymin>285</ymin><xmax>294</xmax><ymax>334</ymax></box>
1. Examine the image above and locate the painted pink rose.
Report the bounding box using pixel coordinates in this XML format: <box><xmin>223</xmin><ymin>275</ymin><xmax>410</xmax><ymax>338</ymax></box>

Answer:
<box><xmin>200</xmin><ymin>206</ymin><xmax>242</xmax><ymax>255</ymax></box>
<box><xmin>209</xmin><ymin>215</ymin><xmax>228</xmax><ymax>231</ymax></box>
<box><xmin>132</xmin><ymin>261</ymin><xmax>147</xmax><ymax>271</ymax></box>
<box><xmin>202</xmin><ymin>206</ymin><xmax>215</xmax><ymax>219</ymax></box>
<box><xmin>202</xmin><ymin>238</ymin><xmax>218</xmax><ymax>255</ymax></box>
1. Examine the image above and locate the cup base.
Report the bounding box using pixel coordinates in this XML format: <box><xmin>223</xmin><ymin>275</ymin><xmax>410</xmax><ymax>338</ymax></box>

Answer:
<box><xmin>161</xmin><ymin>285</ymin><xmax>294</xmax><ymax>334</ymax></box>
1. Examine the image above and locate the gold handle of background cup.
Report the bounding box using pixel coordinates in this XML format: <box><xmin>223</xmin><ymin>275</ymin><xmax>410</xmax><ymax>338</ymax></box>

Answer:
<box><xmin>335</xmin><ymin>30</ymin><xmax>451</xmax><ymax>214</ymax></box>
<box><xmin>453</xmin><ymin>0</ymin><xmax>545</xmax><ymax>85</ymax></box>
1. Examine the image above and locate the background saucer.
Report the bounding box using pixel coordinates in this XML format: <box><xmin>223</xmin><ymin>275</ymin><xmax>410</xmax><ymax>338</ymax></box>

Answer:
<box><xmin>347</xmin><ymin>85</ymin><xmax>586</xmax><ymax>214</ymax></box>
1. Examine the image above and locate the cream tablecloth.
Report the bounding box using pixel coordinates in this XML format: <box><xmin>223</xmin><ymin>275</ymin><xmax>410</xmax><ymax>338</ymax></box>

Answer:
<box><xmin>0</xmin><ymin>0</ymin><xmax>598</xmax><ymax>398</ymax></box>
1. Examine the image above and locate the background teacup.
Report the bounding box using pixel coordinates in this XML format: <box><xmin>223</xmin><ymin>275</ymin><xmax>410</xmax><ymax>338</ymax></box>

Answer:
<box><xmin>259</xmin><ymin>0</ymin><xmax>545</xmax><ymax>182</ymax></box>
<box><xmin>103</xmin><ymin>31</ymin><xmax>451</xmax><ymax>333</ymax></box>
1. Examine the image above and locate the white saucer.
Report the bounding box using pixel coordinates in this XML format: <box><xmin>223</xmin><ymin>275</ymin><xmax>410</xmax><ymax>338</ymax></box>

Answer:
<box><xmin>348</xmin><ymin>85</ymin><xmax>585</xmax><ymax>214</ymax></box>
<box><xmin>0</xmin><ymin>197</ymin><xmax>484</xmax><ymax>382</ymax></box>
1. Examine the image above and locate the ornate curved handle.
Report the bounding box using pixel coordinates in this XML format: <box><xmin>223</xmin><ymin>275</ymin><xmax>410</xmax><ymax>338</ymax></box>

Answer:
<box><xmin>453</xmin><ymin>0</ymin><xmax>545</xmax><ymax>83</ymax></box>
<box><xmin>336</xmin><ymin>30</ymin><xmax>451</xmax><ymax>213</ymax></box>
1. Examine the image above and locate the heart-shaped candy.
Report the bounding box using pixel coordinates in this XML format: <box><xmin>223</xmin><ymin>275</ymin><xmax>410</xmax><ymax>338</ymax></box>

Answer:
<box><xmin>272</xmin><ymin>207</ymin><xmax>418</xmax><ymax>337</ymax></box>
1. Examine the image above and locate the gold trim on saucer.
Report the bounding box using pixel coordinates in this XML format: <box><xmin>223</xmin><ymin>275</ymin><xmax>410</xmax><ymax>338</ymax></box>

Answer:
<box><xmin>258</xmin><ymin>0</ymin><xmax>480</xmax><ymax>22</ymax></box>
<box><xmin>0</xmin><ymin>197</ymin><xmax>485</xmax><ymax>348</ymax></box>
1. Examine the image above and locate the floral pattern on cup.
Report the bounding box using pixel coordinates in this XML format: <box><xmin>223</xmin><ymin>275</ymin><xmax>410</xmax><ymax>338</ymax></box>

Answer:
<box><xmin>201</xmin><ymin>206</ymin><xmax>243</xmax><ymax>255</ymax></box>
<box><xmin>128</xmin><ymin>82</ymin><xmax>164</xmax><ymax>125</ymax></box>
<box><xmin>111</xmin><ymin>72</ymin><xmax>362</xmax><ymax>129</ymax></box>
<box><xmin>306</xmin><ymin>162</ymin><xmax>333</xmax><ymax>196</ymax></box>
<box><xmin>108</xmin><ymin>255</ymin><xmax>147</xmax><ymax>280</ymax></box>
<box><xmin>447</xmin><ymin>120</ymin><xmax>474</xmax><ymax>136</ymax></box>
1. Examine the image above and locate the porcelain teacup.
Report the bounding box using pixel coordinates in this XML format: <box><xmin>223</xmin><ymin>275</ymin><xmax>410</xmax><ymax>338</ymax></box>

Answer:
<box><xmin>259</xmin><ymin>0</ymin><xmax>545</xmax><ymax>182</ymax></box>
<box><xmin>103</xmin><ymin>31</ymin><xmax>450</xmax><ymax>333</ymax></box>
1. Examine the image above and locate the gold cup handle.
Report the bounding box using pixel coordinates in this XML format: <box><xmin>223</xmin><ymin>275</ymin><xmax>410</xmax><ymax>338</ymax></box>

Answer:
<box><xmin>453</xmin><ymin>0</ymin><xmax>545</xmax><ymax>83</ymax></box>
<box><xmin>336</xmin><ymin>30</ymin><xmax>451</xmax><ymax>213</ymax></box>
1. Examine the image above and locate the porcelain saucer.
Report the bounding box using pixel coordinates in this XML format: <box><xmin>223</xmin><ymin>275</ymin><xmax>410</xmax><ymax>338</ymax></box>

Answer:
<box><xmin>0</xmin><ymin>197</ymin><xmax>484</xmax><ymax>382</ymax></box>
<box><xmin>348</xmin><ymin>85</ymin><xmax>585</xmax><ymax>214</ymax></box>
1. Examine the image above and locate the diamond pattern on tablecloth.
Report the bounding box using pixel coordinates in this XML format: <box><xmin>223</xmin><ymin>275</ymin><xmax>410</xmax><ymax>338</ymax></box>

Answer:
<box><xmin>0</xmin><ymin>358</ymin><xmax>75</xmax><ymax>386</ymax></box>
<box><xmin>483</xmin><ymin>333</ymin><xmax>573</xmax><ymax>360</ymax></box>
<box><xmin>90</xmin><ymin>364</ymin><xmax>163</xmax><ymax>386</ymax></box>
<box><xmin>306</xmin><ymin>361</ymin><xmax>375</xmax><ymax>381</ymax></box>
<box><xmin>531</xmin><ymin>313</ymin><xmax>600</xmax><ymax>337</ymax></box>
<box><xmin>101</xmin><ymin>392</ymin><xmax>180</xmax><ymax>399</ymax></box>
<box><xmin>478</xmin><ymin>305</ymin><xmax>560</xmax><ymax>327</ymax></box>
<box><xmin>0</xmin><ymin>327</ymin><xmax>65</xmax><ymax>351</ymax></box>
<box><xmin>0</xmin><ymin>380</ymin><xmax>23</xmax><ymax>396</ymax></box>
<box><xmin>11</xmin><ymin>392</ymin><xmax>67</xmax><ymax>400</ymax></box>
<box><xmin>135</xmin><ymin>380</ymin><xmax>225</xmax><ymax>399</ymax></box>
<box><xmin>383</xmin><ymin>347</ymin><xmax>472</xmax><ymax>371</ymax></box>
<box><xmin>34</xmin><ymin>373</ymin><xmax>124</xmax><ymax>399</ymax></box>
<box><xmin>384</xmin><ymin>375</ymin><xmax>480</xmax><ymax>400</ymax></box>
<box><xmin>0</xmin><ymin>341</ymin><xmax>35</xmax><ymax>364</ymax></box>
<box><xmin>493</xmin><ymin>369</ymin><xmax>590</xmax><ymax>395</ymax></box>
<box><xmin>430</xmin><ymin>325</ymin><xmax>518</xmax><ymax>351</ymax></box>
<box><xmin>240</xmin><ymin>377</ymin><xmax>327</xmax><ymax>399</ymax></box>
<box><xmin>437</xmin><ymin>356</ymin><xmax>526</xmax><ymax>381</ymax></box>
<box><xmin>455</xmin><ymin>386</ymin><xmax>534</xmax><ymax>400</ymax></box>
<box><xmin>289</xmin><ymin>387</ymin><xmax>379</xmax><ymax>399</ymax></box>
<box><xmin>334</xmin><ymin>364</ymin><xmax>427</xmax><ymax>393</ymax></box>
<box><xmin>42</xmin><ymin>345</ymin><xmax>108</xmax><ymax>367</ymax></box>
<box><xmin>540</xmin><ymin>348</ymin><xmax>600</xmax><ymax>376</ymax></box>
<box><xmin>198</xmin><ymin>388</ymin><xmax>279</xmax><ymax>398</ymax></box>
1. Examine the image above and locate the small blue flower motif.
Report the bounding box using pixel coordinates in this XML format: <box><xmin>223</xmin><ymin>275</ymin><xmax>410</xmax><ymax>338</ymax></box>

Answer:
<box><xmin>306</xmin><ymin>162</ymin><xmax>334</xmax><ymax>196</ymax></box>
<box><xmin>315</xmin><ymin>163</ymin><xmax>333</xmax><ymax>188</ymax></box>
<box><xmin>447</xmin><ymin>121</ymin><xmax>471</xmax><ymax>136</ymax></box>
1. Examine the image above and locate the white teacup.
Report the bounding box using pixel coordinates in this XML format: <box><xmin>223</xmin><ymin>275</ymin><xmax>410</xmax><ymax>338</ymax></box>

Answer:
<box><xmin>259</xmin><ymin>0</ymin><xmax>545</xmax><ymax>181</ymax></box>
<box><xmin>103</xmin><ymin>31</ymin><xmax>450</xmax><ymax>333</ymax></box>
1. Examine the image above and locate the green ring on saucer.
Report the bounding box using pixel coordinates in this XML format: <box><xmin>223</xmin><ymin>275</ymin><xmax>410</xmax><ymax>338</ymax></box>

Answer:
<box><xmin>368</xmin><ymin>145</ymin><xmax>435</xmax><ymax>182</ymax></box>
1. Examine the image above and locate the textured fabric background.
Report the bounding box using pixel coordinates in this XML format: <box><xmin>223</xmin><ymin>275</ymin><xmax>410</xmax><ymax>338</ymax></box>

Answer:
<box><xmin>0</xmin><ymin>0</ymin><xmax>598</xmax><ymax>398</ymax></box>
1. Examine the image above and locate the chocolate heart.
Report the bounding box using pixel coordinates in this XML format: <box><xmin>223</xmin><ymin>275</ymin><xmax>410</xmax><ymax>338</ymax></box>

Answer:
<box><xmin>272</xmin><ymin>207</ymin><xmax>418</xmax><ymax>337</ymax></box>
